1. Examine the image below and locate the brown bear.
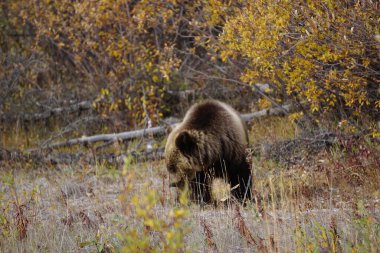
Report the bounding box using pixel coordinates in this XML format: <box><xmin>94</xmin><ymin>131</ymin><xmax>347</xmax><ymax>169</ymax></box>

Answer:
<box><xmin>164</xmin><ymin>99</ymin><xmax>252</xmax><ymax>204</ymax></box>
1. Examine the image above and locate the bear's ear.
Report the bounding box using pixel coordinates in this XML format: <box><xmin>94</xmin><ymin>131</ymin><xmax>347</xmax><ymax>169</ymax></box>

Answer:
<box><xmin>175</xmin><ymin>131</ymin><xmax>196</xmax><ymax>154</ymax></box>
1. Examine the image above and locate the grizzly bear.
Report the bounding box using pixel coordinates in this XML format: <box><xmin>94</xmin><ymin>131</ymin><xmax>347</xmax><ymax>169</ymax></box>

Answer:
<box><xmin>165</xmin><ymin>99</ymin><xmax>252</xmax><ymax>204</ymax></box>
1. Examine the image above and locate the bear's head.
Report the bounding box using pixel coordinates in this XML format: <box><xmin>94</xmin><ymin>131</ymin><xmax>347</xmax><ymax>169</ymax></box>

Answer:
<box><xmin>164</xmin><ymin>128</ymin><xmax>205</xmax><ymax>186</ymax></box>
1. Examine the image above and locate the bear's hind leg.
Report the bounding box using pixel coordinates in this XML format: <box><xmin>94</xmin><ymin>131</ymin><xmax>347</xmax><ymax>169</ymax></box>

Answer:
<box><xmin>229</xmin><ymin>161</ymin><xmax>252</xmax><ymax>202</ymax></box>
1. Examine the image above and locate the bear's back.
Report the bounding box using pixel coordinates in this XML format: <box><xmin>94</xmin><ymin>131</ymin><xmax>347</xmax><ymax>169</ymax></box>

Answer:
<box><xmin>181</xmin><ymin>100</ymin><xmax>248</xmax><ymax>144</ymax></box>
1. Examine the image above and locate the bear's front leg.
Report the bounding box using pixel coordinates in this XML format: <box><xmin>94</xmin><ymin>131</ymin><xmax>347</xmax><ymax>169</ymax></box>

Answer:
<box><xmin>189</xmin><ymin>171</ymin><xmax>212</xmax><ymax>204</ymax></box>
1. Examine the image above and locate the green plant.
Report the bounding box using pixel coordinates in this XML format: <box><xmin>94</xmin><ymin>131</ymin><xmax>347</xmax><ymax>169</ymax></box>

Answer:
<box><xmin>79</xmin><ymin>231</ymin><xmax>115</xmax><ymax>253</ymax></box>
<box><xmin>116</xmin><ymin>156</ymin><xmax>190</xmax><ymax>252</ymax></box>
<box><xmin>117</xmin><ymin>185</ymin><xmax>190</xmax><ymax>252</ymax></box>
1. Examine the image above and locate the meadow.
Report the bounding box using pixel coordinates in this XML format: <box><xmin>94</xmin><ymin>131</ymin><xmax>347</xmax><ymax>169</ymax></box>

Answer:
<box><xmin>1</xmin><ymin>116</ymin><xmax>379</xmax><ymax>253</ymax></box>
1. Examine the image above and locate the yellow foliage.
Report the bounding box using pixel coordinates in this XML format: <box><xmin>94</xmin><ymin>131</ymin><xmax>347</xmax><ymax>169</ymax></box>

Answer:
<box><xmin>289</xmin><ymin>112</ymin><xmax>304</xmax><ymax>123</ymax></box>
<box><xmin>119</xmin><ymin>185</ymin><xmax>190</xmax><ymax>252</ymax></box>
<box><xmin>258</xmin><ymin>98</ymin><xmax>272</xmax><ymax>109</ymax></box>
<box><xmin>218</xmin><ymin>0</ymin><xmax>379</xmax><ymax>126</ymax></box>
<box><xmin>4</xmin><ymin>0</ymin><xmax>379</xmax><ymax>129</ymax></box>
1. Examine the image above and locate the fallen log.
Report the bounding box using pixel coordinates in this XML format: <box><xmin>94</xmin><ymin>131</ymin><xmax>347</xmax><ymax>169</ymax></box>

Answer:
<box><xmin>241</xmin><ymin>104</ymin><xmax>292</xmax><ymax>122</ymax></box>
<box><xmin>41</xmin><ymin>104</ymin><xmax>293</xmax><ymax>150</ymax></box>
<box><xmin>3</xmin><ymin>131</ymin><xmax>372</xmax><ymax>166</ymax></box>
<box><xmin>41</xmin><ymin>125</ymin><xmax>178</xmax><ymax>150</ymax></box>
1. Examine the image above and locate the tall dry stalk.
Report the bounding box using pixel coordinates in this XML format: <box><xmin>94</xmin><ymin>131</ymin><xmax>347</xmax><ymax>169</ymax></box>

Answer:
<box><xmin>234</xmin><ymin>205</ymin><xmax>269</xmax><ymax>253</ymax></box>
<box><xmin>200</xmin><ymin>217</ymin><xmax>220</xmax><ymax>253</ymax></box>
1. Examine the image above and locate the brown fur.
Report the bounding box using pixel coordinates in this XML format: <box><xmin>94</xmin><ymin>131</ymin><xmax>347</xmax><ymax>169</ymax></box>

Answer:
<box><xmin>165</xmin><ymin>100</ymin><xmax>252</xmax><ymax>203</ymax></box>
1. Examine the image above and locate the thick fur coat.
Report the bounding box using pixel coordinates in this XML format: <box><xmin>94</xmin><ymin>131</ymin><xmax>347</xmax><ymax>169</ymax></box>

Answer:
<box><xmin>165</xmin><ymin>100</ymin><xmax>252</xmax><ymax>203</ymax></box>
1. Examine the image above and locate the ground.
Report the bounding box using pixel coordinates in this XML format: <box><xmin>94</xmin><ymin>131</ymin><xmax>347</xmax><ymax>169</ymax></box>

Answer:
<box><xmin>0</xmin><ymin>117</ymin><xmax>379</xmax><ymax>252</ymax></box>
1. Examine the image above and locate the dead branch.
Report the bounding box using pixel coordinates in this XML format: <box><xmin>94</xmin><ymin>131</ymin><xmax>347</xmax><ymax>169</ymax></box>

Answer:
<box><xmin>41</xmin><ymin>104</ymin><xmax>292</xmax><ymax>150</ymax></box>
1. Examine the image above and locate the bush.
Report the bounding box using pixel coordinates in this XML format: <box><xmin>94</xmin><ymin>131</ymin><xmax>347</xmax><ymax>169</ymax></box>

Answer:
<box><xmin>218</xmin><ymin>0</ymin><xmax>379</xmax><ymax>130</ymax></box>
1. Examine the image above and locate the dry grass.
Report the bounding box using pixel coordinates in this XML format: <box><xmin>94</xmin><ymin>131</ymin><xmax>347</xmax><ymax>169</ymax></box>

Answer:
<box><xmin>249</xmin><ymin>116</ymin><xmax>297</xmax><ymax>145</ymax></box>
<box><xmin>1</xmin><ymin>117</ymin><xmax>379</xmax><ymax>252</ymax></box>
